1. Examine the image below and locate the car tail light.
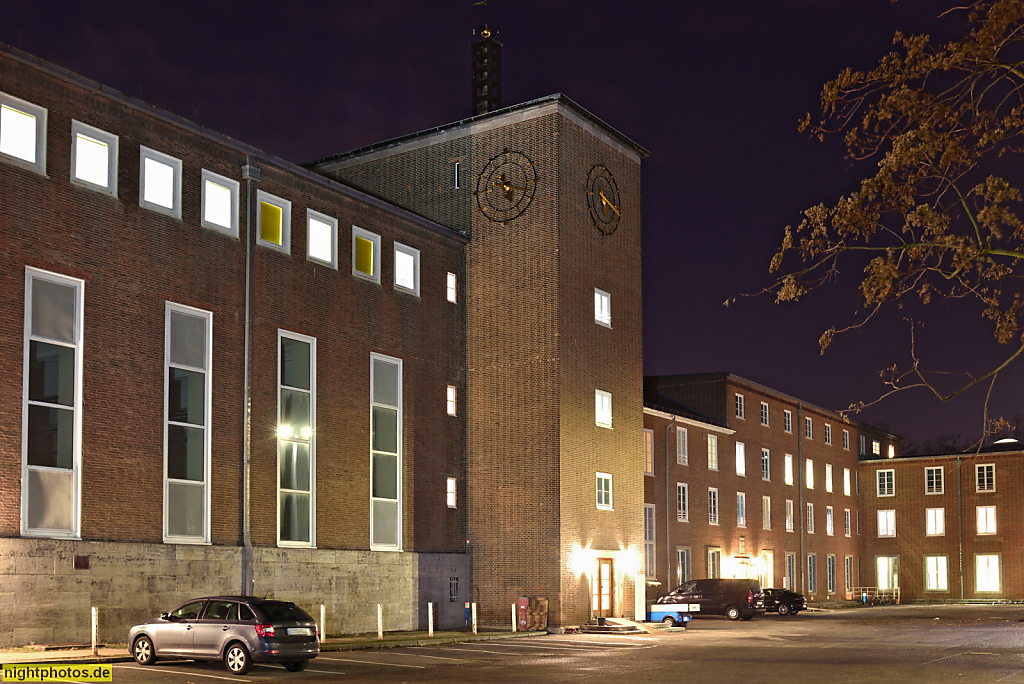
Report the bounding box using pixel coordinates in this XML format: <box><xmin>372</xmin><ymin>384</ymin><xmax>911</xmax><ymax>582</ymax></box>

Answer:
<box><xmin>748</xmin><ymin>590</ymin><xmax>754</xmax><ymax>607</ymax></box>
<box><xmin>254</xmin><ymin>623</ymin><xmax>275</xmax><ymax>638</ymax></box>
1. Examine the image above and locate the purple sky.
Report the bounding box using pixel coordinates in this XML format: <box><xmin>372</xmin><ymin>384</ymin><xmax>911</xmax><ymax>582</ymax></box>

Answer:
<box><xmin>1</xmin><ymin>1</ymin><xmax>1017</xmax><ymax>448</ymax></box>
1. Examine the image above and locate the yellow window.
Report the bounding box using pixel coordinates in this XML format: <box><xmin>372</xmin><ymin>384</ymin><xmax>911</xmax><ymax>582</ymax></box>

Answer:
<box><xmin>355</xmin><ymin>235</ymin><xmax>374</xmax><ymax>276</ymax></box>
<box><xmin>260</xmin><ymin>201</ymin><xmax>283</xmax><ymax>245</ymax></box>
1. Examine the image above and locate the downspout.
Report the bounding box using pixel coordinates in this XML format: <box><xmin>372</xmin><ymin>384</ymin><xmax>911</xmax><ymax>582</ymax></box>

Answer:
<box><xmin>956</xmin><ymin>457</ymin><xmax>964</xmax><ymax>599</ymax></box>
<box><xmin>665</xmin><ymin>416</ymin><xmax>677</xmax><ymax>591</ymax></box>
<box><xmin>797</xmin><ymin>403</ymin><xmax>805</xmax><ymax>594</ymax></box>
<box><xmin>240</xmin><ymin>157</ymin><xmax>261</xmax><ymax>596</ymax></box>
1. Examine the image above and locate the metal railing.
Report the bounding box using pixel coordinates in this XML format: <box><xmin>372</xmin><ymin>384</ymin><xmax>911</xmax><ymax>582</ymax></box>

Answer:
<box><xmin>852</xmin><ymin>586</ymin><xmax>901</xmax><ymax>605</ymax></box>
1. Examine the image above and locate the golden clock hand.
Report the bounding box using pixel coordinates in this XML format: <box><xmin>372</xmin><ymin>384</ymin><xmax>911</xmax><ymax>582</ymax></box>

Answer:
<box><xmin>598</xmin><ymin>189</ymin><xmax>620</xmax><ymax>216</ymax></box>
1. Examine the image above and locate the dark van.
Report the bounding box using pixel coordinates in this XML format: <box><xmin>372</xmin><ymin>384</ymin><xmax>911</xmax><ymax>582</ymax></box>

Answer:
<box><xmin>655</xmin><ymin>579</ymin><xmax>765</xmax><ymax>620</ymax></box>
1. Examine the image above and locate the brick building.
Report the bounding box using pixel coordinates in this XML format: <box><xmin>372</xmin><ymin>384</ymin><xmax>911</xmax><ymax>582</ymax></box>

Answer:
<box><xmin>642</xmin><ymin>374</ymin><xmax>898</xmax><ymax>603</ymax></box>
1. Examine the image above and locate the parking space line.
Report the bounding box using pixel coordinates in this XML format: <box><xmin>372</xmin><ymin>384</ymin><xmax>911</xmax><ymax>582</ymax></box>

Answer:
<box><xmin>449</xmin><ymin>646</ymin><xmax>522</xmax><ymax>655</ymax></box>
<box><xmin>482</xmin><ymin>641</ymin><xmax>633</xmax><ymax>652</ymax></box>
<box><xmin>255</xmin><ymin>663</ymin><xmax>343</xmax><ymax>675</ymax></box>
<box><xmin>114</xmin><ymin>664</ymin><xmax>241</xmax><ymax>681</ymax></box>
<box><xmin>319</xmin><ymin>656</ymin><xmax>425</xmax><ymax>669</ymax></box>
<box><xmin>542</xmin><ymin>638</ymin><xmax>652</xmax><ymax>646</ymax></box>
<box><xmin>398</xmin><ymin>650</ymin><xmax>474</xmax><ymax>661</ymax></box>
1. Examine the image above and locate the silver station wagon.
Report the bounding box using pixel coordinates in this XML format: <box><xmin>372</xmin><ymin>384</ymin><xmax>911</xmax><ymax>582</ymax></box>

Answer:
<box><xmin>128</xmin><ymin>596</ymin><xmax>320</xmax><ymax>675</ymax></box>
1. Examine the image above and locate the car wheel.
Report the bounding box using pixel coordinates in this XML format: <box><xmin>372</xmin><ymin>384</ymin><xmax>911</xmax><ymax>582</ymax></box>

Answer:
<box><xmin>132</xmin><ymin>636</ymin><xmax>156</xmax><ymax>666</ymax></box>
<box><xmin>725</xmin><ymin>605</ymin><xmax>741</xmax><ymax>621</ymax></box>
<box><xmin>777</xmin><ymin>603</ymin><xmax>790</xmax><ymax>616</ymax></box>
<box><xmin>224</xmin><ymin>642</ymin><xmax>252</xmax><ymax>675</ymax></box>
<box><xmin>661</xmin><ymin>616</ymin><xmax>676</xmax><ymax>627</ymax></box>
<box><xmin>283</xmin><ymin>660</ymin><xmax>309</xmax><ymax>672</ymax></box>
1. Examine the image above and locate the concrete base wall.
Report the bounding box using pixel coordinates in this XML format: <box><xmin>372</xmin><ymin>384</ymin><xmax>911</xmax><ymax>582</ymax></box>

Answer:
<box><xmin>0</xmin><ymin>539</ymin><xmax>469</xmax><ymax>647</ymax></box>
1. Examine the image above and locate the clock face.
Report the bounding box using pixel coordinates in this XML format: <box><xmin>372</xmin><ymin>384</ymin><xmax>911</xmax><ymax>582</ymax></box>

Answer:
<box><xmin>474</xmin><ymin>148</ymin><xmax>538</xmax><ymax>225</ymax></box>
<box><xmin>586</xmin><ymin>164</ymin><xmax>621</xmax><ymax>235</ymax></box>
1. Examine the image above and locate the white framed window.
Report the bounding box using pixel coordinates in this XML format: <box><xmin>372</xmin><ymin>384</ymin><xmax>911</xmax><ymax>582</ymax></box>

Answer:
<box><xmin>826</xmin><ymin>506</ymin><xmax>834</xmax><ymax>536</ymax></box>
<box><xmin>139</xmin><ymin>146</ymin><xmax>182</xmax><ymax>218</ymax></box>
<box><xmin>71</xmin><ymin>120</ymin><xmax>117</xmax><ymax>196</ymax></box>
<box><xmin>843</xmin><ymin>468</ymin><xmax>852</xmax><ymax>496</ymax></box>
<box><xmin>888</xmin><ymin>444</ymin><xmax>896</xmax><ymax>458</ymax></box>
<box><xmin>708</xmin><ymin>487</ymin><xmax>719</xmax><ymax>525</ymax></box>
<box><xmin>676</xmin><ymin>426</ymin><xmax>688</xmax><ymax>465</ymax></box>
<box><xmin>446</xmin><ymin>272</ymin><xmax>458</xmax><ymax>303</ymax></box>
<box><xmin>0</xmin><ymin>91</ymin><xmax>47</xmax><ymax>174</ymax></box>
<box><xmin>736</xmin><ymin>492</ymin><xmax>746</xmax><ymax>528</ymax></box>
<box><xmin>977</xmin><ymin>505</ymin><xmax>996</xmax><ymax>535</ymax></box>
<box><xmin>843</xmin><ymin>429</ymin><xmax>850</xmax><ymax>450</ymax></box>
<box><xmin>595</xmin><ymin>390</ymin><xmax>612</xmax><ymax>428</ymax></box>
<box><xmin>844</xmin><ymin>508</ymin><xmax>851</xmax><ymax>537</ymax></box>
<box><xmin>825</xmin><ymin>463</ymin><xmax>833</xmax><ymax>493</ymax></box>
<box><xmin>676</xmin><ymin>483</ymin><xmax>688</xmax><ymax>522</ymax></box>
<box><xmin>976</xmin><ymin>464</ymin><xmax>995</xmax><ymax>492</ymax></box>
<box><xmin>596</xmin><ymin>473</ymin><xmax>612</xmax><ymax>510</ymax></box>
<box><xmin>877</xmin><ymin>556</ymin><xmax>898</xmax><ymax>591</ymax></box>
<box><xmin>976</xmin><ymin>554</ymin><xmax>1000</xmax><ymax>592</ymax></box>
<box><xmin>827</xmin><ymin>555</ymin><xmax>836</xmax><ymax>593</ymax></box>
<box><xmin>352</xmin><ymin>226</ymin><xmax>381</xmax><ymax>283</ymax></box>
<box><xmin>845</xmin><ymin>556</ymin><xmax>854</xmax><ymax>592</ymax></box>
<box><xmin>785</xmin><ymin>552</ymin><xmax>796</xmax><ymax>589</ymax></box>
<box><xmin>808</xmin><ymin>554</ymin><xmax>817</xmax><ymax>593</ymax></box>
<box><xmin>735</xmin><ymin>442</ymin><xmax>746</xmax><ymax>476</ymax></box>
<box><xmin>676</xmin><ymin>547</ymin><xmax>691</xmax><ymax>585</ymax></box>
<box><xmin>394</xmin><ymin>242</ymin><xmax>421</xmax><ymax>296</ymax></box>
<box><xmin>806</xmin><ymin>459</ymin><xmax>814</xmax><ymax>490</ymax></box>
<box><xmin>644</xmin><ymin>428</ymin><xmax>655</xmax><ymax>476</ymax></box>
<box><xmin>762</xmin><ymin>495</ymin><xmax>771</xmax><ymax>530</ymax></box>
<box><xmin>453</xmin><ymin>161</ymin><xmax>460</xmax><ymax>189</ymax></box>
<box><xmin>708</xmin><ymin>547</ymin><xmax>722</xmax><ymax>579</ymax></box>
<box><xmin>859</xmin><ymin>434</ymin><xmax>867</xmax><ymax>455</ymax></box>
<box><xmin>446</xmin><ymin>385</ymin><xmax>457</xmax><ymax>416</ymax></box>
<box><xmin>22</xmin><ymin>268</ymin><xmax>84</xmax><ymax>539</ymax></box>
<box><xmin>807</xmin><ymin>503</ymin><xmax>815</xmax><ymax>533</ymax></box>
<box><xmin>446</xmin><ymin>477</ymin><xmax>457</xmax><ymax>509</ymax></box>
<box><xmin>925</xmin><ymin>555</ymin><xmax>948</xmax><ymax>591</ymax></box>
<box><xmin>279</xmin><ymin>332</ymin><xmax>315</xmax><ymax>547</ymax></box>
<box><xmin>164</xmin><ymin>303</ymin><xmax>212</xmax><ymax>544</ymax></box>
<box><xmin>201</xmin><ymin>169</ymin><xmax>239</xmax><ymax>237</ymax></box>
<box><xmin>872</xmin><ymin>439</ymin><xmax>881</xmax><ymax>456</ymax></box>
<box><xmin>824</xmin><ymin>424</ymin><xmax>832</xmax><ymax>445</ymax></box>
<box><xmin>761</xmin><ymin>448</ymin><xmax>770</xmax><ymax>481</ymax></box>
<box><xmin>760</xmin><ymin>401</ymin><xmax>769</xmax><ymax>426</ymax></box>
<box><xmin>805</xmin><ymin>417</ymin><xmax>813</xmax><ymax>439</ymax></box>
<box><xmin>783</xmin><ymin>409</ymin><xmax>792</xmax><ymax>433</ymax></box>
<box><xmin>785</xmin><ymin>499</ymin><xmax>794</xmax><ymax>532</ymax></box>
<box><xmin>925</xmin><ymin>466</ymin><xmax>944</xmax><ymax>494</ymax></box>
<box><xmin>877</xmin><ymin>469</ymin><xmax>894</xmax><ymax>497</ymax></box>
<box><xmin>878</xmin><ymin>509</ymin><xmax>896</xmax><ymax>537</ymax></box>
<box><xmin>370</xmin><ymin>353</ymin><xmax>402</xmax><ymax>550</ymax></box>
<box><xmin>644</xmin><ymin>505</ymin><xmax>656</xmax><ymax>576</ymax></box>
<box><xmin>707</xmin><ymin>434</ymin><xmax>718</xmax><ymax>471</ymax></box>
<box><xmin>256</xmin><ymin>190</ymin><xmax>291</xmax><ymax>253</ymax></box>
<box><xmin>594</xmin><ymin>288</ymin><xmax>611</xmax><ymax>327</ymax></box>
<box><xmin>307</xmin><ymin>209</ymin><xmax>338</xmax><ymax>268</ymax></box>
<box><xmin>784</xmin><ymin>453</ymin><xmax>794</xmax><ymax>485</ymax></box>
<box><xmin>735</xmin><ymin>393</ymin><xmax>745</xmax><ymax>419</ymax></box>
<box><xmin>926</xmin><ymin>508</ymin><xmax>944</xmax><ymax>536</ymax></box>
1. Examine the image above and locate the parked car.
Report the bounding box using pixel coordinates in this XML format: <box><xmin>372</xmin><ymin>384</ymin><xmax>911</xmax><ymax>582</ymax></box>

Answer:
<box><xmin>128</xmin><ymin>596</ymin><xmax>320</xmax><ymax>675</ymax></box>
<box><xmin>762</xmin><ymin>588</ymin><xmax>807</xmax><ymax>616</ymax></box>
<box><xmin>655</xmin><ymin>579</ymin><xmax>765</xmax><ymax>621</ymax></box>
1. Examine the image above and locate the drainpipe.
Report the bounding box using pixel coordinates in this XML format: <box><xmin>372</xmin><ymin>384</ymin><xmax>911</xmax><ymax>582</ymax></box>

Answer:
<box><xmin>956</xmin><ymin>457</ymin><xmax>964</xmax><ymax>599</ymax></box>
<box><xmin>665</xmin><ymin>416</ymin><xmax>677</xmax><ymax>591</ymax></box>
<box><xmin>240</xmin><ymin>157</ymin><xmax>261</xmax><ymax>596</ymax></box>
<box><xmin>797</xmin><ymin>403</ymin><xmax>805</xmax><ymax>594</ymax></box>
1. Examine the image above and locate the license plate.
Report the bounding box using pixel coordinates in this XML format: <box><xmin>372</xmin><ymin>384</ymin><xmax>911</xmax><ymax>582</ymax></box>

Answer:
<box><xmin>689</xmin><ymin>604</ymin><xmax>701</xmax><ymax>612</ymax></box>
<box><xmin>287</xmin><ymin>627</ymin><xmax>312</xmax><ymax>636</ymax></box>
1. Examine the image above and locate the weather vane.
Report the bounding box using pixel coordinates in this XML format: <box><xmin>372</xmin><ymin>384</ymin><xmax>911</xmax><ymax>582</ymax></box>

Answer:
<box><xmin>474</xmin><ymin>0</ymin><xmax>491</xmax><ymax>38</ymax></box>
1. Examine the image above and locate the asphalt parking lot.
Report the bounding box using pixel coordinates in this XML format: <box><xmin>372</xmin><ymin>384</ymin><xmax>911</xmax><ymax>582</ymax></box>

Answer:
<box><xmin>78</xmin><ymin>604</ymin><xmax>1024</xmax><ymax>682</ymax></box>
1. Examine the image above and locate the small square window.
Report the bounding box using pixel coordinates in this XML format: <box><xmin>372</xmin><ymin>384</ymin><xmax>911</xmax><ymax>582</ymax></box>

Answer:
<box><xmin>976</xmin><ymin>464</ymin><xmax>995</xmax><ymax>492</ymax></box>
<box><xmin>446</xmin><ymin>477</ymin><xmax>457</xmax><ymax>509</ymax></box>
<box><xmin>596</xmin><ymin>473</ymin><xmax>613</xmax><ymax>510</ymax></box>
<box><xmin>594</xmin><ymin>288</ymin><xmax>611</xmax><ymax>327</ymax></box>
<box><xmin>71</xmin><ymin>120</ymin><xmax>118</xmax><ymax>196</ymax></box>
<box><xmin>352</xmin><ymin>226</ymin><xmax>381</xmax><ymax>283</ymax></box>
<box><xmin>307</xmin><ymin>209</ymin><xmax>338</xmax><ymax>268</ymax></box>
<box><xmin>446</xmin><ymin>385</ymin><xmax>457</xmax><ymax>416</ymax></box>
<box><xmin>925</xmin><ymin>466</ymin><xmax>944</xmax><ymax>495</ymax></box>
<box><xmin>0</xmin><ymin>92</ymin><xmax>46</xmax><ymax>174</ymax></box>
<box><xmin>201</xmin><ymin>169</ymin><xmax>239</xmax><ymax>237</ymax></box>
<box><xmin>139</xmin><ymin>146</ymin><xmax>182</xmax><ymax>218</ymax></box>
<box><xmin>256</xmin><ymin>190</ymin><xmax>291</xmax><ymax>253</ymax></box>
<box><xmin>394</xmin><ymin>242</ymin><xmax>420</xmax><ymax>296</ymax></box>
<box><xmin>595</xmin><ymin>390</ymin><xmax>612</xmax><ymax>428</ymax></box>
<box><xmin>447</xmin><ymin>272</ymin><xmax>457</xmax><ymax>303</ymax></box>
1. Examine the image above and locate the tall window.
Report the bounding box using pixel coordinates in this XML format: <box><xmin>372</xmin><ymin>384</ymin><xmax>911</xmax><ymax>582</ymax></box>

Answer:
<box><xmin>735</xmin><ymin>393</ymin><xmax>745</xmax><ymax>419</ymax></box>
<box><xmin>804</xmin><ymin>417</ymin><xmax>813</xmax><ymax>439</ymax></box>
<box><xmin>708</xmin><ymin>488</ymin><xmax>719</xmax><ymax>525</ymax></box>
<box><xmin>877</xmin><ymin>469</ymin><xmax>895</xmax><ymax>497</ymax></box>
<box><xmin>353</xmin><ymin>226</ymin><xmax>382</xmax><ymax>283</ymax></box>
<box><xmin>785</xmin><ymin>553</ymin><xmax>796</xmax><ymax>590</ymax></box>
<box><xmin>0</xmin><ymin>91</ymin><xmax>47</xmax><ymax>174</ymax></box>
<box><xmin>736</xmin><ymin>492</ymin><xmax>746</xmax><ymax>528</ymax></box>
<box><xmin>976</xmin><ymin>554</ymin><xmax>1000</xmax><ymax>592</ymax></box>
<box><xmin>878</xmin><ymin>510</ymin><xmax>896</xmax><ymax>537</ymax></box>
<box><xmin>824</xmin><ymin>424</ymin><xmax>832</xmax><ymax>445</ymax></box>
<box><xmin>307</xmin><ymin>209</ymin><xmax>338</xmax><ymax>268</ymax></box>
<box><xmin>843</xmin><ymin>429</ymin><xmax>850</xmax><ymax>450</ymax></box>
<box><xmin>926</xmin><ymin>508</ymin><xmax>945</xmax><ymax>536</ymax></box>
<box><xmin>371</xmin><ymin>354</ymin><xmax>401</xmax><ymax>549</ymax></box>
<box><xmin>859</xmin><ymin>434</ymin><xmax>867</xmax><ymax>455</ymax></box>
<box><xmin>825</xmin><ymin>464</ymin><xmax>833</xmax><ymax>493</ymax></box>
<box><xmin>872</xmin><ymin>440</ymin><xmax>881</xmax><ymax>456</ymax></box>
<box><xmin>785</xmin><ymin>499</ymin><xmax>794</xmax><ymax>532</ymax></box>
<box><xmin>827</xmin><ymin>555</ymin><xmax>836</xmax><ymax>593</ymax></box>
<box><xmin>595</xmin><ymin>390</ymin><xmax>612</xmax><ymax>428</ymax></box>
<box><xmin>446</xmin><ymin>477</ymin><xmax>457</xmax><ymax>508</ymax></box>
<box><xmin>925</xmin><ymin>466</ymin><xmax>943</xmax><ymax>494</ymax></box>
<box><xmin>676</xmin><ymin>483</ymin><xmax>688</xmax><ymax>522</ymax></box>
<box><xmin>71</xmin><ymin>120</ymin><xmax>118</xmax><ymax>196</ymax></box>
<box><xmin>977</xmin><ymin>506</ymin><xmax>996</xmax><ymax>535</ymax></box>
<box><xmin>843</xmin><ymin>468</ymin><xmax>851</xmax><ymax>496</ymax></box>
<box><xmin>762</xmin><ymin>496</ymin><xmax>771</xmax><ymax>530</ymax></box>
<box><xmin>925</xmin><ymin>555</ymin><xmax>948</xmax><ymax>591</ymax></box>
<box><xmin>735</xmin><ymin>442</ymin><xmax>746</xmax><ymax>476</ymax></box>
<box><xmin>844</xmin><ymin>508</ymin><xmax>851</xmax><ymax>537</ymax></box>
<box><xmin>23</xmin><ymin>269</ymin><xmax>84</xmax><ymax>538</ymax></box>
<box><xmin>676</xmin><ymin>548</ymin><xmax>691</xmax><ymax>585</ymax></box>
<box><xmin>976</xmin><ymin>464</ymin><xmax>995</xmax><ymax>492</ymax></box>
<box><xmin>708</xmin><ymin>548</ymin><xmax>722</xmax><ymax>579</ymax></box>
<box><xmin>707</xmin><ymin>435</ymin><xmax>718</xmax><ymax>470</ymax></box>
<box><xmin>446</xmin><ymin>272</ymin><xmax>458</xmax><ymax>303</ymax></box>
<box><xmin>394</xmin><ymin>242</ymin><xmax>421</xmax><ymax>296</ymax></box>
<box><xmin>826</xmin><ymin>506</ymin><xmax>834</xmax><ymax>536</ymax></box>
<box><xmin>201</xmin><ymin>169</ymin><xmax>240</xmax><ymax>237</ymax></box>
<box><xmin>139</xmin><ymin>146</ymin><xmax>182</xmax><ymax>218</ymax></box>
<box><xmin>760</xmin><ymin>402</ymin><xmax>769</xmax><ymax>426</ymax></box>
<box><xmin>446</xmin><ymin>385</ymin><xmax>457</xmax><ymax>416</ymax></box>
<box><xmin>676</xmin><ymin>426</ymin><xmax>688</xmax><ymax>465</ymax></box>
<box><xmin>845</xmin><ymin>556</ymin><xmax>854</xmax><ymax>592</ymax></box>
<box><xmin>877</xmin><ymin>556</ymin><xmax>898</xmax><ymax>591</ymax></box>
<box><xmin>165</xmin><ymin>304</ymin><xmax>212</xmax><ymax>543</ymax></box>
<box><xmin>761</xmin><ymin>448</ymin><xmax>770</xmax><ymax>481</ymax></box>
<box><xmin>807</xmin><ymin>503</ymin><xmax>815</xmax><ymax>533</ymax></box>
<box><xmin>783</xmin><ymin>409</ymin><xmax>792</xmax><ymax>433</ymax></box>
<box><xmin>596</xmin><ymin>473</ymin><xmax>612</xmax><ymax>510</ymax></box>
<box><xmin>784</xmin><ymin>454</ymin><xmax>794</xmax><ymax>485</ymax></box>
<box><xmin>279</xmin><ymin>332</ymin><xmax>315</xmax><ymax>546</ymax></box>
<box><xmin>806</xmin><ymin>459</ymin><xmax>814</xmax><ymax>489</ymax></box>
<box><xmin>594</xmin><ymin>288</ymin><xmax>611</xmax><ymax>327</ymax></box>
<box><xmin>808</xmin><ymin>554</ymin><xmax>818</xmax><ymax>593</ymax></box>
<box><xmin>644</xmin><ymin>505</ymin><xmax>656</xmax><ymax>576</ymax></box>
<box><xmin>644</xmin><ymin>428</ymin><xmax>655</xmax><ymax>476</ymax></box>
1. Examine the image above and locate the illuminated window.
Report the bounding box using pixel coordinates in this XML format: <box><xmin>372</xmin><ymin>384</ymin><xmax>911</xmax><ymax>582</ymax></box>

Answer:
<box><xmin>708</xmin><ymin>548</ymin><xmax>721</xmax><ymax>579</ymax></box>
<box><xmin>761</xmin><ymin>448</ymin><xmax>770</xmax><ymax>481</ymax></box>
<box><xmin>735</xmin><ymin>394</ymin><xmax>745</xmax><ymax>419</ymax></box>
<box><xmin>760</xmin><ymin>402</ymin><xmax>769</xmax><ymax>426</ymax></box>
<box><xmin>877</xmin><ymin>469</ymin><xmax>894</xmax><ymax>497</ymax></box>
<box><xmin>843</xmin><ymin>429</ymin><xmax>850</xmax><ymax>450</ymax></box>
<box><xmin>878</xmin><ymin>510</ymin><xmax>896</xmax><ymax>537</ymax></box>
<box><xmin>926</xmin><ymin>467</ymin><xmax>943</xmax><ymax>494</ymax></box>
<box><xmin>784</xmin><ymin>453</ymin><xmax>794</xmax><ymax>485</ymax></box>
<box><xmin>595</xmin><ymin>390</ymin><xmax>612</xmax><ymax>428</ymax></box>
<box><xmin>676</xmin><ymin>548</ymin><xmax>691</xmax><ymax>584</ymax></box>
<box><xmin>762</xmin><ymin>495</ymin><xmax>771</xmax><ymax>530</ymax></box>
<box><xmin>708</xmin><ymin>487</ymin><xmax>719</xmax><ymax>525</ymax></box>
<box><xmin>279</xmin><ymin>332</ymin><xmax>315</xmax><ymax>546</ymax></box>
<box><xmin>736</xmin><ymin>492</ymin><xmax>746</xmax><ymax>528</ymax></box>
<box><xmin>877</xmin><ymin>556</ymin><xmax>898</xmax><ymax>591</ymax></box>
<box><xmin>806</xmin><ymin>459</ymin><xmax>814</xmax><ymax>490</ymax></box>
<box><xmin>257</xmin><ymin>190</ymin><xmax>291</xmax><ymax>253</ymax></box>
<box><xmin>844</xmin><ymin>508</ymin><xmax>851</xmax><ymax>537</ymax></box>
<box><xmin>676</xmin><ymin>426</ymin><xmax>688</xmax><ymax>465</ymax></box>
<box><xmin>139</xmin><ymin>146</ymin><xmax>181</xmax><ymax>218</ymax></box>
<box><xmin>807</xmin><ymin>503</ymin><xmax>815</xmax><ymax>533</ymax></box>
<box><xmin>735</xmin><ymin>442</ymin><xmax>745</xmax><ymax>476</ymax></box>
<box><xmin>352</xmin><ymin>226</ymin><xmax>381</xmax><ymax>282</ymax></box>
<box><xmin>805</xmin><ymin>417</ymin><xmax>813</xmax><ymax>439</ymax></box>
<box><xmin>644</xmin><ymin>428</ymin><xmax>654</xmax><ymax>476</ymax></box>
<box><xmin>872</xmin><ymin>440</ymin><xmax>881</xmax><ymax>456</ymax></box>
<box><xmin>976</xmin><ymin>554</ymin><xmax>1000</xmax><ymax>592</ymax></box>
<box><xmin>71</xmin><ymin>120</ymin><xmax>117</xmax><ymax>196</ymax></box>
<box><xmin>976</xmin><ymin>464</ymin><xmax>995</xmax><ymax>492</ymax></box>
<box><xmin>371</xmin><ymin>353</ymin><xmax>402</xmax><ymax>549</ymax></box>
<box><xmin>926</xmin><ymin>508</ymin><xmax>944</xmax><ymax>536</ymax></box>
<box><xmin>925</xmin><ymin>555</ymin><xmax>948</xmax><ymax>591</ymax></box>
<box><xmin>0</xmin><ymin>92</ymin><xmax>46</xmax><ymax>174</ymax></box>
<box><xmin>644</xmin><ymin>505</ymin><xmax>656</xmax><ymax>576</ymax></box>
<box><xmin>977</xmin><ymin>506</ymin><xmax>996</xmax><ymax>535</ymax></box>
<box><xmin>707</xmin><ymin>434</ymin><xmax>718</xmax><ymax>471</ymax></box>
<box><xmin>446</xmin><ymin>477</ymin><xmax>457</xmax><ymax>508</ymax></box>
<box><xmin>201</xmin><ymin>169</ymin><xmax>239</xmax><ymax>237</ymax></box>
<box><xmin>888</xmin><ymin>444</ymin><xmax>895</xmax><ymax>458</ymax></box>
<box><xmin>676</xmin><ymin>483</ymin><xmax>688</xmax><ymax>522</ymax></box>
<box><xmin>783</xmin><ymin>409</ymin><xmax>792</xmax><ymax>433</ymax></box>
<box><xmin>446</xmin><ymin>272</ymin><xmax>457</xmax><ymax>303</ymax></box>
<box><xmin>446</xmin><ymin>385</ymin><xmax>457</xmax><ymax>416</ymax></box>
<box><xmin>826</xmin><ymin>506</ymin><xmax>834</xmax><ymax>536</ymax></box>
<box><xmin>596</xmin><ymin>473</ymin><xmax>612</xmax><ymax>510</ymax></box>
<box><xmin>594</xmin><ymin>288</ymin><xmax>611</xmax><ymax>327</ymax></box>
<box><xmin>164</xmin><ymin>304</ymin><xmax>212</xmax><ymax>543</ymax></box>
<box><xmin>394</xmin><ymin>242</ymin><xmax>420</xmax><ymax>296</ymax></box>
<box><xmin>785</xmin><ymin>499</ymin><xmax>794</xmax><ymax>532</ymax></box>
<box><xmin>307</xmin><ymin>209</ymin><xmax>338</xmax><ymax>268</ymax></box>
<box><xmin>843</xmin><ymin>468</ymin><xmax>851</xmax><ymax>496</ymax></box>
<box><xmin>825</xmin><ymin>464</ymin><xmax>833</xmax><ymax>493</ymax></box>
<box><xmin>824</xmin><ymin>424</ymin><xmax>832</xmax><ymax>445</ymax></box>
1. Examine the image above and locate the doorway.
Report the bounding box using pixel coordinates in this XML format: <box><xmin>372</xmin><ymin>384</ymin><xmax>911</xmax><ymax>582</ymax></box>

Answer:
<box><xmin>591</xmin><ymin>558</ymin><xmax>613</xmax><ymax>618</ymax></box>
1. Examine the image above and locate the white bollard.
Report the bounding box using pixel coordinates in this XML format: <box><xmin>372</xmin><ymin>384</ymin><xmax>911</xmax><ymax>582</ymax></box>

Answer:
<box><xmin>472</xmin><ymin>603</ymin><xmax>477</xmax><ymax>635</ymax></box>
<box><xmin>91</xmin><ymin>607</ymin><xmax>98</xmax><ymax>656</ymax></box>
<box><xmin>320</xmin><ymin>604</ymin><xmax>325</xmax><ymax>642</ymax></box>
<box><xmin>428</xmin><ymin>602</ymin><xmax>434</xmax><ymax>637</ymax></box>
<box><xmin>512</xmin><ymin>603</ymin><xmax>517</xmax><ymax>632</ymax></box>
<box><xmin>377</xmin><ymin>603</ymin><xmax>383</xmax><ymax>641</ymax></box>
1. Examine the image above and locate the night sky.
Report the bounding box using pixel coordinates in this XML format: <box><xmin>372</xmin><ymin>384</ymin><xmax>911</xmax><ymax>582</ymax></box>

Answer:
<box><xmin>1</xmin><ymin>1</ymin><xmax>1018</xmax><ymax>448</ymax></box>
